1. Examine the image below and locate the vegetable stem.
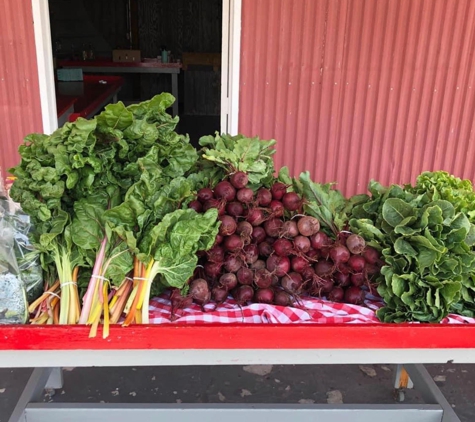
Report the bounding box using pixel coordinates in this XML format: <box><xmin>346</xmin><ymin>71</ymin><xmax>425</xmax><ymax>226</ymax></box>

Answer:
<box><xmin>79</xmin><ymin>236</ymin><xmax>108</xmax><ymax>324</ymax></box>
<box><xmin>103</xmin><ymin>282</ymin><xmax>110</xmax><ymax>339</ymax></box>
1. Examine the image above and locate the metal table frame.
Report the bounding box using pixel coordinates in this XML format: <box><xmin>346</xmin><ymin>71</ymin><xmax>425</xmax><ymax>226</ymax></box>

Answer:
<box><xmin>2</xmin><ymin>324</ymin><xmax>474</xmax><ymax>422</ymax></box>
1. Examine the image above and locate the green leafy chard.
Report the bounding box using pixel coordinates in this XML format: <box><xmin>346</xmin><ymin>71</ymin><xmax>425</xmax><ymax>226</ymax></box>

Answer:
<box><xmin>9</xmin><ymin>93</ymin><xmax>200</xmax><ymax>328</ymax></box>
<box><xmin>136</xmin><ymin>208</ymin><xmax>220</xmax><ymax>323</ymax></box>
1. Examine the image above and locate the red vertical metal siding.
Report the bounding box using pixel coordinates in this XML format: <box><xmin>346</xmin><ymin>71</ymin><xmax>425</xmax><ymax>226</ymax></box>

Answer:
<box><xmin>0</xmin><ymin>0</ymin><xmax>42</xmax><ymax>175</ymax></box>
<box><xmin>239</xmin><ymin>0</ymin><xmax>475</xmax><ymax>196</ymax></box>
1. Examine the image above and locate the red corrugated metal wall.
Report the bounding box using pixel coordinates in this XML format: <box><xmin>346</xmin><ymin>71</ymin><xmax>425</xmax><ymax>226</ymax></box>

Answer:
<box><xmin>0</xmin><ymin>0</ymin><xmax>42</xmax><ymax>175</ymax></box>
<box><xmin>239</xmin><ymin>0</ymin><xmax>475</xmax><ymax>196</ymax></box>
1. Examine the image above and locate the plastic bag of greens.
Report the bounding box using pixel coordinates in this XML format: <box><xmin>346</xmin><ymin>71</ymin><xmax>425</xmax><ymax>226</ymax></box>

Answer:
<box><xmin>0</xmin><ymin>172</ymin><xmax>43</xmax><ymax>324</ymax></box>
<box><xmin>0</xmin><ymin>216</ymin><xmax>28</xmax><ymax>324</ymax></box>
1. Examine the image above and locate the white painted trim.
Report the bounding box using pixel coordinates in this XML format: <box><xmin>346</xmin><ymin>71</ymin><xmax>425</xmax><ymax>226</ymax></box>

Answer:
<box><xmin>33</xmin><ymin>0</ymin><xmax>237</xmax><ymax>135</ymax></box>
<box><xmin>221</xmin><ymin>0</ymin><xmax>242</xmax><ymax>135</ymax></box>
<box><xmin>220</xmin><ymin>0</ymin><xmax>230</xmax><ymax>133</ymax></box>
<box><xmin>31</xmin><ymin>0</ymin><xmax>58</xmax><ymax>134</ymax></box>
<box><xmin>1</xmin><ymin>348</ymin><xmax>475</xmax><ymax>368</ymax></box>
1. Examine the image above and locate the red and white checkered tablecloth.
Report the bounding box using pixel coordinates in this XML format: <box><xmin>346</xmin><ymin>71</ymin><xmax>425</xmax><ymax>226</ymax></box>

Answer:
<box><xmin>149</xmin><ymin>292</ymin><xmax>475</xmax><ymax>325</ymax></box>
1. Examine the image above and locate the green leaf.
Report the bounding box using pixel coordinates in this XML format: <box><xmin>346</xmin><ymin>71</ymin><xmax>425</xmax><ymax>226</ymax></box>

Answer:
<box><xmin>39</xmin><ymin>210</ymin><xmax>69</xmax><ymax>250</ymax></box>
<box><xmin>394</xmin><ymin>225</ymin><xmax>421</xmax><ymax>235</ymax></box>
<box><xmin>70</xmin><ymin>191</ymin><xmax>109</xmax><ymax>251</ymax></box>
<box><xmin>199</xmin><ymin>134</ymin><xmax>276</xmax><ymax>187</ymax></box>
<box><xmin>391</xmin><ymin>275</ymin><xmax>407</xmax><ymax>297</ymax></box>
<box><xmin>103</xmin><ymin>242</ymin><xmax>134</xmax><ymax>286</ymax></box>
<box><xmin>299</xmin><ymin>172</ymin><xmax>347</xmax><ymax>234</ymax></box>
<box><xmin>417</xmin><ymin>249</ymin><xmax>438</xmax><ymax>271</ymax></box>
<box><xmin>410</xmin><ymin>235</ymin><xmax>446</xmax><ymax>253</ymax></box>
<box><xmin>278</xmin><ymin>166</ymin><xmax>293</xmax><ymax>186</ymax></box>
<box><xmin>394</xmin><ymin>238</ymin><xmax>418</xmax><ymax>257</ymax></box>
<box><xmin>465</xmin><ymin>224</ymin><xmax>475</xmax><ymax>246</ymax></box>
<box><xmin>382</xmin><ymin>198</ymin><xmax>414</xmax><ymax>227</ymax></box>
<box><xmin>96</xmin><ymin>102</ymin><xmax>133</xmax><ymax>131</ymax></box>
<box><xmin>440</xmin><ymin>282</ymin><xmax>462</xmax><ymax>305</ymax></box>
<box><xmin>154</xmin><ymin>253</ymin><xmax>198</xmax><ymax>289</ymax></box>
<box><xmin>141</xmin><ymin>208</ymin><xmax>220</xmax><ymax>290</ymax></box>
<box><xmin>151</xmin><ymin>177</ymin><xmax>195</xmax><ymax>221</ymax></box>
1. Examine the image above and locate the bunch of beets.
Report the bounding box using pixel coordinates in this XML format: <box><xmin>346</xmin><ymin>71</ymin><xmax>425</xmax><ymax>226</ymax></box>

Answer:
<box><xmin>176</xmin><ymin>171</ymin><xmax>383</xmax><ymax>311</ymax></box>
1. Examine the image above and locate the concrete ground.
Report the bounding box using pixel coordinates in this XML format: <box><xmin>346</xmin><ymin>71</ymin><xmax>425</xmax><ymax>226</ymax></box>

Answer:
<box><xmin>1</xmin><ymin>364</ymin><xmax>474</xmax><ymax>421</ymax></box>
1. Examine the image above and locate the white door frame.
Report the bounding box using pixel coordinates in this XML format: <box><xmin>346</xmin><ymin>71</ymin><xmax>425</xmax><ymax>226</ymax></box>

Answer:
<box><xmin>32</xmin><ymin>0</ymin><xmax>241</xmax><ymax>135</ymax></box>
<box><xmin>220</xmin><ymin>0</ymin><xmax>242</xmax><ymax>135</ymax></box>
<box><xmin>32</xmin><ymin>0</ymin><xmax>58</xmax><ymax>134</ymax></box>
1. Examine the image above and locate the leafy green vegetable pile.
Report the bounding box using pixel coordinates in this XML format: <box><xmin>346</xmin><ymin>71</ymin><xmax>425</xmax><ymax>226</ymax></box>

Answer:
<box><xmin>8</xmin><ymin>93</ymin><xmax>282</xmax><ymax>332</ymax></box>
<box><xmin>350</xmin><ymin>175</ymin><xmax>475</xmax><ymax>322</ymax></box>
<box><xmin>8</xmin><ymin>94</ymin><xmax>222</xmax><ymax>327</ymax></box>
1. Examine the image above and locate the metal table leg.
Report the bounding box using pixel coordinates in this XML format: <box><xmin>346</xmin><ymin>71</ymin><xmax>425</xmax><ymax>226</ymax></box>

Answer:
<box><xmin>172</xmin><ymin>73</ymin><xmax>179</xmax><ymax>116</ymax></box>
<box><xmin>404</xmin><ymin>364</ymin><xmax>461</xmax><ymax>422</ymax></box>
<box><xmin>8</xmin><ymin>368</ymin><xmax>52</xmax><ymax>422</ymax></box>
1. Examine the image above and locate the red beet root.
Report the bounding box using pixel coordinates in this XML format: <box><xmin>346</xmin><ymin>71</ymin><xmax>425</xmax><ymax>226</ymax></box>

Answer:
<box><xmin>189</xmin><ymin>278</ymin><xmax>210</xmax><ymax>305</ymax></box>
<box><xmin>291</xmin><ymin>255</ymin><xmax>310</xmax><ymax>273</ymax></box>
<box><xmin>281</xmin><ymin>272</ymin><xmax>303</xmax><ymax>293</ymax></box>
<box><xmin>226</xmin><ymin>201</ymin><xmax>244</xmax><ymax>217</ymax></box>
<box><xmin>329</xmin><ymin>245</ymin><xmax>351</xmax><ymax>265</ymax></box>
<box><xmin>223</xmin><ymin>234</ymin><xmax>244</xmax><ymax>252</ymax></box>
<box><xmin>346</xmin><ymin>234</ymin><xmax>366</xmax><ymax>255</ymax></box>
<box><xmin>188</xmin><ymin>200</ymin><xmax>203</xmax><ymax>213</ymax></box>
<box><xmin>274</xmin><ymin>290</ymin><xmax>292</xmax><ymax>306</ymax></box>
<box><xmin>273</xmin><ymin>238</ymin><xmax>294</xmax><ymax>257</ymax></box>
<box><xmin>214</xmin><ymin>181</ymin><xmax>236</xmax><ymax>201</ymax></box>
<box><xmin>256</xmin><ymin>188</ymin><xmax>272</xmax><ymax>206</ymax></box>
<box><xmin>197</xmin><ymin>188</ymin><xmax>214</xmax><ymax>203</ymax></box>
<box><xmin>237</xmin><ymin>267</ymin><xmax>254</xmax><ymax>285</ymax></box>
<box><xmin>297</xmin><ymin>216</ymin><xmax>320</xmax><ymax>236</ymax></box>
<box><xmin>254</xmin><ymin>288</ymin><xmax>274</xmax><ymax>304</ymax></box>
<box><xmin>348</xmin><ymin>255</ymin><xmax>366</xmax><ymax>273</ymax></box>
<box><xmin>219</xmin><ymin>273</ymin><xmax>238</xmax><ymax>291</ymax></box>
<box><xmin>350</xmin><ymin>272</ymin><xmax>365</xmax><ymax>287</ymax></box>
<box><xmin>236</xmin><ymin>188</ymin><xmax>254</xmax><ymax>204</ymax></box>
<box><xmin>254</xmin><ymin>269</ymin><xmax>273</xmax><ymax>289</ymax></box>
<box><xmin>266</xmin><ymin>255</ymin><xmax>291</xmax><ymax>277</ymax></box>
<box><xmin>294</xmin><ymin>235</ymin><xmax>311</xmax><ymax>253</ymax></box>
<box><xmin>219</xmin><ymin>215</ymin><xmax>237</xmax><ymax>236</ymax></box>
<box><xmin>282</xmin><ymin>192</ymin><xmax>302</xmax><ymax>212</ymax></box>
<box><xmin>251</xmin><ymin>226</ymin><xmax>267</xmax><ymax>244</ymax></box>
<box><xmin>281</xmin><ymin>220</ymin><xmax>299</xmax><ymax>238</ymax></box>
<box><xmin>230</xmin><ymin>171</ymin><xmax>249</xmax><ymax>189</ymax></box>
<box><xmin>344</xmin><ymin>286</ymin><xmax>365</xmax><ymax>305</ymax></box>
<box><xmin>270</xmin><ymin>200</ymin><xmax>285</xmax><ymax>218</ymax></box>
<box><xmin>271</xmin><ymin>182</ymin><xmax>287</xmax><ymax>200</ymax></box>
<box><xmin>212</xmin><ymin>287</ymin><xmax>228</xmax><ymax>303</ymax></box>
<box><xmin>233</xmin><ymin>285</ymin><xmax>254</xmax><ymax>304</ymax></box>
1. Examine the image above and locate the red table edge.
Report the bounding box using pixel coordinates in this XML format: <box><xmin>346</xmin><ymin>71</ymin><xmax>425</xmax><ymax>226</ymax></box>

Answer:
<box><xmin>56</xmin><ymin>96</ymin><xmax>77</xmax><ymax>118</ymax></box>
<box><xmin>1</xmin><ymin>323</ymin><xmax>475</xmax><ymax>350</ymax></box>
<box><xmin>65</xmin><ymin>76</ymin><xmax>124</xmax><ymax>121</ymax></box>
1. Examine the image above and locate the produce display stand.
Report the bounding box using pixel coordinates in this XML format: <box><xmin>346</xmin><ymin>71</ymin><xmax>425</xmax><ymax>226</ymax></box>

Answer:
<box><xmin>2</xmin><ymin>323</ymin><xmax>475</xmax><ymax>422</ymax></box>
